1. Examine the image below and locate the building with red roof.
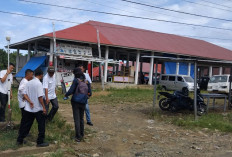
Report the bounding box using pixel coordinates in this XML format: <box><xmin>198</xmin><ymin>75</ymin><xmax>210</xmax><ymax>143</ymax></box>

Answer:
<box><xmin>10</xmin><ymin>20</ymin><xmax>232</xmax><ymax>85</ymax></box>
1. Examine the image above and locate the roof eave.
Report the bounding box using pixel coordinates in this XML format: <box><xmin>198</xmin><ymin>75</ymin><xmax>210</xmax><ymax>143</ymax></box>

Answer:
<box><xmin>9</xmin><ymin>36</ymin><xmax>50</xmax><ymax>49</ymax></box>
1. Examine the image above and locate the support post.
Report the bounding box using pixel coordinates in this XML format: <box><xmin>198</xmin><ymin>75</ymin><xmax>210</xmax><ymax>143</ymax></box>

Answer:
<box><xmin>228</xmin><ymin>67</ymin><xmax>232</xmax><ymax>109</ymax></box>
<box><xmin>99</xmin><ymin>63</ymin><xmax>101</xmax><ymax>81</ymax></box>
<box><xmin>116</xmin><ymin>54</ymin><xmax>119</xmax><ymax>75</ymax></box>
<box><xmin>113</xmin><ymin>51</ymin><xmax>116</xmax><ymax>74</ymax></box>
<box><xmin>27</xmin><ymin>43</ymin><xmax>31</xmax><ymax>61</ymax></box>
<box><xmin>188</xmin><ymin>63</ymin><xmax>191</xmax><ymax>76</ymax></box>
<box><xmin>135</xmin><ymin>51</ymin><xmax>140</xmax><ymax>85</ymax></box>
<box><xmin>153</xmin><ymin>60</ymin><xmax>158</xmax><ymax>110</ymax></box>
<box><xmin>209</xmin><ymin>66</ymin><xmax>213</xmax><ymax>77</ymax></box>
<box><xmin>219</xmin><ymin>67</ymin><xmax>223</xmax><ymax>75</ymax></box>
<box><xmin>126</xmin><ymin>53</ymin><xmax>130</xmax><ymax>67</ymax></box>
<box><xmin>49</xmin><ymin>39</ymin><xmax>54</xmax><ymax>66</ymax></box>
<box><xmin>104</xmin><ymin>46</ymin><xmax>109</xmax><ymax>83</ymax></box>
<box><xmin>35</xmin><ymin>40</ymin><xmax>38</xmax><ymax>55</ymax></box>
<box><xmin>149</xmin><ymin>52</ymin><xmax>154</xmax><ymax>85</ymax></box>
<box><xmin>16</xmin><ymin>48</ymin><xmax>19</xmax><ymax>73</ymax></box>
<box><xmin>194</xmin><ymin>61</ymin><xmax>198</xmax><ymax>121</ymax></box>
<box><xmin>176</xmin><ymin>62</ymin><xmax>179</xmax><ymax>74</ymax></box>
<box><xmin>161</xmin><ymin>62</ymin><xmax>165</xmax><ymax>74</ymax></box>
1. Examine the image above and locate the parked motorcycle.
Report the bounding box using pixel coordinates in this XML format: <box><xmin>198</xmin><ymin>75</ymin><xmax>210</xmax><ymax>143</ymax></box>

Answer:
<box><xmin>158</xmin><ymin>90</ymin><xmax>206</xmax><ymax>116</ymax></box>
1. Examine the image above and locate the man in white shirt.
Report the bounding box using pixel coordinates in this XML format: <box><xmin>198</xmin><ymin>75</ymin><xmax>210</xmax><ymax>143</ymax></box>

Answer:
<box><xmin>79</xmin><ymin>65</ymin><xmax>93</xmax><ymax>126</ymax></box>
<box><xmin>43</xmin><ymin>66</ymin><xmax>59</xmax><ymax>121</ymax></box>
<box><xmin>0</xmin><ymin>63</ymin><xmax>14</xmax><ymax>122</ymax></box>
<box><xmin>17</xmin><ymin>69</ymin><xmax>34</xmax><ymax>136</ymax></box>
<box><xmin>17</xmin><ymin>69</ymin><xmax>48</xmax><ymax>147</ymax></box>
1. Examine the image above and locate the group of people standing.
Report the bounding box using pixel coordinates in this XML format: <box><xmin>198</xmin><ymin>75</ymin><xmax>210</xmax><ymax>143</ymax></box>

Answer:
<box><xmin>16</xmin><ymin>67</ymin><xmax>59</xmax><ymax>147</ymax></box>
<box><xmin>0</xmin><ymin>63</ymin><xmax>93</xmax><ymax>147</ymax></box>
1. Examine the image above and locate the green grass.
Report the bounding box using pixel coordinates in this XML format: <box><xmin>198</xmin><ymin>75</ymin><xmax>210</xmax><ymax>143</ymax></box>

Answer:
<box><xmin>89</xmin><ymin>87</ymin><xmax>154</xmax><ymax>105</ymax></box>
<box><xmin>172</xmin><ymin>113</ymin><xmax>232</xmax><ymax>132</ymax></box>
<box><xmin>47</xmin><ymin>149</ymin><xmax>64</xmax><ymax>157</ymax></box>
<box><xmin>0</xmin><ymin>87</ymin><xmax>75</xmax><ymax>151</ymax></box>
<box><xmin>152</xmin><ymin>110</ymin><xmax>232</xmax><ymax>132</ymax></box>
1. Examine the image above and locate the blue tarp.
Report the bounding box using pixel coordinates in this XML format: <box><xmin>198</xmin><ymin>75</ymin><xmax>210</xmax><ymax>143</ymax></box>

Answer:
<box><xmin>15</xmin><ymin>56</ymin><xmax>47</xmax><ymax>78</ymax></box>
<box><xmin>165</xmin><ymin>62</ymin><xmax>195</xmax><ymax>78</ymax></box>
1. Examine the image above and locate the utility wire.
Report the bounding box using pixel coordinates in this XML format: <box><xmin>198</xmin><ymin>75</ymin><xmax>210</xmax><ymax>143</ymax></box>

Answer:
<box><xmin>83</xmin><ymin>0</ymin><xmax>134</xmax><ymax>14</ymax></box>
<box><xmin>180</xmin><ymin>35</ymin><xmax>232</xmax><ymax>41</ymax></box>
<box><xmin>120</xmin><ymin>0</ymin><xmax>232</xmax><ymax>21</ymax></box>
<box><xmin>18</xmin><ymin>0</ymin><xmax>188</xmax><ymax>22</ymax></box>
<box><xmin>200</xmin><ymin>0</ymin><xmax>232</xmax><ymax>9</ymax></box>
<box><xmin>18</xmin><ymin>0</ymin><xmax>192</xmax><ymax>22</ymax></box>
<box><xmin>183</xmin><ymin>0</ymin><xmax>232</xmax><ymax>12</ymax></box>
<box><xmin>86</xmin><ymin>0</ymin><xmax>188</xmax><ymax>20</ymax></box>
<box><xmin>19</xmin><ymin>0</ymin><xmax>232</xmax><ymax>23</ymax></box>
<box><xmin>0</xmin><ymin>10</ymin><xmax>231</xmax><ymax>42</ymax></box>
<box><xmin>16</xmin><ymin>0</ymin><xmax>232</xmax><ymax>31</ymax></box>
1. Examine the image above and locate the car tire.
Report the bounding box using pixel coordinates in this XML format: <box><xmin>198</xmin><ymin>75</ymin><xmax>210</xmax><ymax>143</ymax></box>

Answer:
<box><xmin>182</xmin><ymin>87</ymin><xmax>189</xmax><ymax>96</ymax></box>
<box><xmin>162</xmin><ymin>86</ymin><xmax>167</xmax><ymax>91</ymax></box>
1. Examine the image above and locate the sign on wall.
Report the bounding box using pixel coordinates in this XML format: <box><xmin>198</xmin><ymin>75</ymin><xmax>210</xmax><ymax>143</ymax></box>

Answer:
<box><xmin>56</xmin><ymin>43</ymin><xmax>92</xmax><ymax>56</ymax></box>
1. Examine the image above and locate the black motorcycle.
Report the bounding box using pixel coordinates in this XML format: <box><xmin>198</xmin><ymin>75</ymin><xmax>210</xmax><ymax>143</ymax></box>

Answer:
<box><xmin>158</xmin><ymin>90</ymin><xmax>207</xmax><ymax>116</ymax></box>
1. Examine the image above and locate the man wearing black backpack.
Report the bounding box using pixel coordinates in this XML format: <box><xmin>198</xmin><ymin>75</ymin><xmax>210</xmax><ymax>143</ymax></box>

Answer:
<box><xmin>64</xmin><ymin>68</ymin><xmax>91</xmax><ymax>142</ymax></box>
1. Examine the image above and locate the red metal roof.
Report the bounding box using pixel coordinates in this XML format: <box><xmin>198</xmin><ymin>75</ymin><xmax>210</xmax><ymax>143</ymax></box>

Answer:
<box><xmin>43</xmin><ymin>20</ymin><xmax>232</xmax><ymax>61</ymax></box>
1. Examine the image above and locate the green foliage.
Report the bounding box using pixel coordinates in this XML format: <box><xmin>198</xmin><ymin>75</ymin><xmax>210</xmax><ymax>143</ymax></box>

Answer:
<box><xmin>0</xmin><ymin>49</ymin><xmax>23</xmax><ymax>70</ymax></box>
<box><xmin>89</xmin><ymin>87</ymin><xmax>154</xmax><ymax>105</ymax></box>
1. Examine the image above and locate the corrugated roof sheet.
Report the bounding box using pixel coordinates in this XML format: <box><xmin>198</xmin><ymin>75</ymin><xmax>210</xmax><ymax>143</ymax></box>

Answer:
<box><xmin>43</xmin><ymin>20</ymin><xmax>232</xmax><ymax>61</ymax></box>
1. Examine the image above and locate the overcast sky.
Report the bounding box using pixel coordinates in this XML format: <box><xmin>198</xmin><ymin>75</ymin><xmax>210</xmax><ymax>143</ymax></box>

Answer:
<box><xmin>0</xmin><ymin>0</ymin><xmax>232</xmax><ymax>53</ymax></box>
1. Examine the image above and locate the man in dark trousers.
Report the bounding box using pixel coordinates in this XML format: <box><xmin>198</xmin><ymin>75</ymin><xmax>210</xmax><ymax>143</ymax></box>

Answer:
<box><xmin>43</xmin><ymin>66</ymin><xmax>59</xmax><ymax>121</ymax></box>
<box><xmin>0</xmin><ymin>63</ymin><xmax>14</xmax><ymax>122</ymax></box>
<box><xmin>17</xmin><ymin>69</ymin><xmax>34</xmax><ymax>135</ymax></box>
<box><xmin>17</xmin><ymin>69</ymin><xmax>48</xmax><ymax>147</ymax></box>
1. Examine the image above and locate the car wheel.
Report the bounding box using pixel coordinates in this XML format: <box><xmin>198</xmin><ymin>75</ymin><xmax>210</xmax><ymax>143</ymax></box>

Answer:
<box><xmin>182</xmin><ymin>87</ymin><xmax>189</xmax><ymax>96</ymax></box>
<box><xmin>162</xmin><ymin>86</ymin><xmax>167</xmax><ymax>91</ymax></box>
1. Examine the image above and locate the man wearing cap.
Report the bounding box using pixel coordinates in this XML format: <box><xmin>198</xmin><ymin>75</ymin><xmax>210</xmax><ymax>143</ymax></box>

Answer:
<box><xmin>43</xmin><ymin>66</ymin><xmax>59</xmax><ymax>121</ymax></box>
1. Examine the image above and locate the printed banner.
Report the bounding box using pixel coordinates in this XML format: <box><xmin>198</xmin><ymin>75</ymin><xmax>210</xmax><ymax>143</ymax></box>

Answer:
<box><xmin>56</xmin><ymin>43</ymin><xmax>92</xmax><ymax>56</ymax></box>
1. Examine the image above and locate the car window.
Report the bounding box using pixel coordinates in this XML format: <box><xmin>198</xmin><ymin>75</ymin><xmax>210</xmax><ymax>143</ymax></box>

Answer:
<box><xmin>177</xmin><ymin>77</ymin><xmax>183</xmax><ymax>82</ymax></box>
<box><xmin>161</xmin><ymin>76</ymin><xmax>168</xmax><ymax>80</ymax></box>
<box><xmin>209</xmin><ymin>76</ymin><xmax>228</xmax><ymax>83</ymax></box>
<box><xmin>169</xmin><ymin>76</ymin><xmax>175</xmax><ymax>81</ymax></box>
<box><xmin>183</xmin><ymin>77</ymin><xmax>194</xmax><ymax>82</ymax></box>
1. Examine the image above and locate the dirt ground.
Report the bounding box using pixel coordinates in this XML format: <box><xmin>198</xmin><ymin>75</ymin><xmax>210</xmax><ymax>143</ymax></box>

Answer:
<box><xmin>58</xmin><ymin>100</ymin><xmax>232</xmax><ymax>157</ymax></box>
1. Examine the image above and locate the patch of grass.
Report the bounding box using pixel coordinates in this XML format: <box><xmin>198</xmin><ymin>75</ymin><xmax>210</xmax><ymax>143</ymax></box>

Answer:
<box><xmin>0</xmin><ymin>130</ymin><xmax>19</xmax><ymax>151</ymax></box>
<box><xmin>47</xmin><ymin>149</ymin><xmax>64</xmax><ymax>157</ymax></box>
<box><xmin>0</xmin><ymin>87</ymin><xmax>75</xmax><ymax>151</ymax></box>
<box><xmin>153</xmin><ymin>110</ymin><xmax>232</xmax><ymax>132</ymax></box>
<box><xmin>89</xmin><ymin>87</ymin><xmax>154</xmax><ymax>105</ymax></box>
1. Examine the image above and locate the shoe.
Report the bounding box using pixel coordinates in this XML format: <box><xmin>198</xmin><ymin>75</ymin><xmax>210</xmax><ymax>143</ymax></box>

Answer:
<box><xmin>87</xmin><ymin>122</ymin><xmax>93</xmax><ymax>126</ymax></box>
<box><xmin>16</xmin><ymin>140</ymin><xmax>27</xmax><ymax>146</ymax></box>
<box><xmin>75</xmin><ymin>138</ymin><xmax>81</xmax><ymax>142</ymax></box>
<box><xmin>36</xmin><ymin>142</ymin><xmax>49</xmax><ymax>147</ymax></box>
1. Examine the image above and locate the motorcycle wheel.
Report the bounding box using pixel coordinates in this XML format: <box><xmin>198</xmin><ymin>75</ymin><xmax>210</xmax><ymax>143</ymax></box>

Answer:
<box><xmin>170</xmin><ymin>104</ymin><xmax>178</xmax><ymax>112</ymax></box>
<box><xmin>197</xmin><ymin>103</ymin><xmax>207</xmax><ymax>116</ymax></box>
<box><xmin>159</xmin><ymin>98</ymin><xmax>171</xmax><ymax>111</ymax></box>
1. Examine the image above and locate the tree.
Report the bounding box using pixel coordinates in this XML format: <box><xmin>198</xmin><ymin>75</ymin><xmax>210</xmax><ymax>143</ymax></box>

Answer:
<box><xmin>0</xmin><ymin>49</ymin><xmax>21</xmax><ymax>70</ymax></box>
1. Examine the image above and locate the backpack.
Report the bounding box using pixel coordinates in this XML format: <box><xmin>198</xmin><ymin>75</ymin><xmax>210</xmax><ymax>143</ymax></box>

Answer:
<box><xmin>71</xmin><ymin>78</ymin><xmax>88</xmax><ymax>104</ymax></box>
